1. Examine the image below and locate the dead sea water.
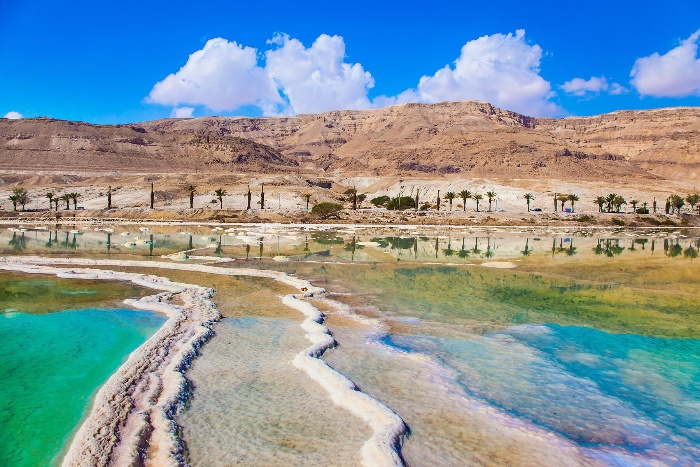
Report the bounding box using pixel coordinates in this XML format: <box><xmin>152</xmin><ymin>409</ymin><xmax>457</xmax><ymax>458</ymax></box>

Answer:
<box><xmin>2</xmin><ymin>225</ymin><xmax>700</xmax><ymax>465</ymax></box>
<box><xmin>0</xmin><ymin>274</ymin><xmax>164</xmax><ymax>467</ymax></box>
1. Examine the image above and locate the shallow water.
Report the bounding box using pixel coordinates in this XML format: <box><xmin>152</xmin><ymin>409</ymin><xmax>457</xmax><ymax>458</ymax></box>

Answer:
<box><xmin>3</xmin><ymin>225</ymin><xmax>700</xmax><ymax>466</ymax></box>
<box><xmin>180</xmin><ymin>317</ymin><xmax>369</xmax><ymax>466</ymax></box>
<box><xmin>0</xmin><ymin>306</ymin><xmax>164</xmax><ymax>467</ymax></box>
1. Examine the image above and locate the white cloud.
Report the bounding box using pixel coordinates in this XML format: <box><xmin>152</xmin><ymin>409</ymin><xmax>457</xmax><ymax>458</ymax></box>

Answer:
<box><xmin>388</xmin><ymin>30</ymin><xmax>562</xmax><ymax>117</ymax></box>
<box><xmin>170</xmin><ymin>106</ymin><xmax>194</xmax><ymax>118</ymax></box>
<box><xmin>146</xmin><ymin>31</ymin><xmax>563</xmax><ymax>118</ymax></box>
<box><xmin>608</xmin><ymin>83</ymin><xmax>629</xmax><ymax>95</ymax></box>
<box><xmin>146</xmin><ymin>38</ymin><xmax>282</xmax><ymax>114</ymax></box>
<box><xmin>631</xmin><ymin>30</ymin><xmax>700</xmax><ymax>97</ymax></box>
<box><xmin>265</xmin><ymin>34</ymin><xmax>374</xmax><ymax>114</ymax></box>
<box><xmin>560</xmin><ymin>76</ymin><xmax>628</xmax><ymax>97</ymax></box>
<box><xmin>3</xmin><ymin>111</ymin><xmax>22</xmax><ymax>119</ymax></box>
<box><xmin>561</xmin><ymin>76</ymin><xmax>609</xmax><ymax>96</ymax></box>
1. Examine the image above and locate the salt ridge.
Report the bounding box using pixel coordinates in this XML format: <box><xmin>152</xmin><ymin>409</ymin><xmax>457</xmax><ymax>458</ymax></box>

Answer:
<box><xmin>0</xmin><ymin>256</ymin><xmax>407</xmax><ymax>467</ymax></box>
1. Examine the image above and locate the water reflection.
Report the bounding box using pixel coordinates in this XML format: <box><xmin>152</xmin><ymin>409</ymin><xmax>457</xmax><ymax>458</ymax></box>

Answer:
<box><xmin>0</xmin><ymin>225</ymin><xmax>698</xmax><ymax>266</ymax></box>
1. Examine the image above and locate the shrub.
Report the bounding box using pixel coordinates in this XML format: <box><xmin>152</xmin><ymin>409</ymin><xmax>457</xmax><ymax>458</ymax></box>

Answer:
<box><xmin>311</xmin><ymin>202</ymin><xmax>344</xmax><ymax>219</ymax></box>
<box><xmin>611</xmin><ymin>217</ymin><xmax>625</xmax><ymax>226</ymax></box>
<box><xmin>660</xmin><ymin>219</ymin><xmax>677</xmax><ymax>226</ymax></box>
<box><xmin>575</xmin><ymin>214</ymin><xmax>594</xmax><ymax>222</ymax></box>
<box><xmin>386</xmin><ymin>196</ymin><xmax>416</xmax><ymax>210</ymax></box>
<box><xmin>420</xmin><ymin>202</ymin><xmax>431</xmax><ymax>211</ymax></box>
<box><xmin>636</xmin><ymin>208</ymin><xmax>649</xmax><ymax>214</ymax></box>
<box><xmin>370</xmin><ymin>195</ymin><xmax>391</xmax><ymax>207</ymax></box>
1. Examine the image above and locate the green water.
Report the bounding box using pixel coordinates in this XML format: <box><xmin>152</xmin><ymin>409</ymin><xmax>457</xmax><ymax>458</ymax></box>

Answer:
<box><xmin>0</xmin><ymin>300</ymin><xmax>164</xmax><ymax>466</ymax></box>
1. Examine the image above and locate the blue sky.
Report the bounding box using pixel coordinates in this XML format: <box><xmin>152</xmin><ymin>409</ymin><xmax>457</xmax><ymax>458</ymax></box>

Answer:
<box><xmin>1</xmin><ymin>0</ymin><xmax>699</xmax><ymax>123</ymax></box>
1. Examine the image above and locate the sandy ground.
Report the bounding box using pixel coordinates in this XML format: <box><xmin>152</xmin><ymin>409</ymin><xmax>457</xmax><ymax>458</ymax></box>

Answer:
<box><xmin>0</xmin><ymin>174</ymin><xmax>698</xmax><ymax>227</ymax></box>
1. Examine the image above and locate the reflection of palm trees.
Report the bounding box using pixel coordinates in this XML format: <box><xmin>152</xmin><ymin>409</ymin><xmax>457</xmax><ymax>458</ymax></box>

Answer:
<box><xmin>188</xmin><ymin>235</ymin><xmax>193</xmax><ymax>251</ymax></box>
<box><xmin>106</xmin><ymin>233</ymin><xmax>111</xmax><ymax>255</ymax></box>
<box><xmin>684</xmin><ymin>245</ymin><xmax>698</xmax><ymax>260</ymax></box>
<box><xmin>443</xmin><ymin>237</ymin><xmax>454</xmax><ymax>257</ymax></box>
<box><xmin>214</xmin><ymin>235</ymin><xmax>223</xmax><ymax>255</ymax></box>
<box><xmin>45</xmin><ymin>230</ymin><xmax>57</xmax><ymax>248</ymax></box>
<box><xmin>246</xmin><ymin>244</ymin><xmax>251</xmax><ymax>260</ymax></box>
<box><xmin>566</xmin><ymin>239</ymin><xmax>577</xmax><ymax>256</ymax></box>
<box><xmin>434</xmin><ymin>237</ymin><xmax>439</xmax><ymax>258</ymax></box>
<box><xmin>472</xmin><ymin>238</ymin><xmax>482</xmax><ymax>255</ymax></box>
<box><xmin>9</xmin><ymin>232</ymin><xmax>27</xmax><ymax>252</ymax></box>
<box><xmin>458</xmin><ymin>238</ymin><xmax>470</xmax><ymax>259</ymax></box>
<box><xmin>521</xmin><ymin>238</ymin><xmax>532</xmax><ymax>256</ymax></box>
<box><xmin>259</xmin><ymin>238</ymin><xmax>264</xmax><ymax>259</ymax></box>
<box><xmin>593</xmin><ymin>239</ymin><xmax>602</xmax><ymax>255</ymax></box>
<box><xmin>635</xmin><ymin>238</ymin><xmax>648</xmax><ymax>251</ymax></box>
<box><xmin>666</xmin><ymin>240</ymin><xmax>683</xmax><ymax>258</ymax></box>
<box><xmin>484</xmin><ymin>238</ymin><xmax>494</xmax><ymax>258</ymax></box>
<box><xmin>304</xmin><ymin>235</ymin><xmax>310</xmax><ymax>252</ymax></box>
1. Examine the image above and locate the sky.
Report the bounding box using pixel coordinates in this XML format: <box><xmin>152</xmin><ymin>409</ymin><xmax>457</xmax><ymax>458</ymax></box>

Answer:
<box><xmin>1</xmin><ymin>0</ymin><xmax>699</xmax><ymax>123</ymax></box>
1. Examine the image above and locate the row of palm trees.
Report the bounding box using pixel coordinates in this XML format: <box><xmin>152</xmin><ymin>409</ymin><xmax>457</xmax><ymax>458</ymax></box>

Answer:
<box><xmin>442</xmin><ymin>190</ymin><xmax>498</xmax><ymax>212</ymax></box>
<box><xmin>45</xmin><ymin>192</ymin><xmax>81</xmax><ymax>210</ymax></box>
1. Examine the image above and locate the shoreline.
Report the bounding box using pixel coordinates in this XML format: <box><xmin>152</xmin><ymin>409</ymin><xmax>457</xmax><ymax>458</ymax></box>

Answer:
<box><xmin>0</xmin><ymin>257</ymin><xmax>407</xmax><ymax>467</ymax></box>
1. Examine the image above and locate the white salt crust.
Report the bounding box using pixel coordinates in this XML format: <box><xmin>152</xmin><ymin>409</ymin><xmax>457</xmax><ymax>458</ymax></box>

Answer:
<box><xmin>0</xmin><ymin>257</ymin><xmax>407</xmax><ymax>467</ymax></box>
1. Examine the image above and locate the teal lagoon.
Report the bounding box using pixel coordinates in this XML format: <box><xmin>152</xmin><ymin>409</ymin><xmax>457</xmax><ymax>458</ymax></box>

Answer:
<box><xmin>0</xmin><ymin>307</ymin><xmax>165</xmax><ymax>467</ymax></box>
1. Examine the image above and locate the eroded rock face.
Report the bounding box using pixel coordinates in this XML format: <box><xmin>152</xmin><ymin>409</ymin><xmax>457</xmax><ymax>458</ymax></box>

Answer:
<box><xmin>2</xmin><ymin>101</ymin><xmax>699</xmax><ymax>181</ymax></box>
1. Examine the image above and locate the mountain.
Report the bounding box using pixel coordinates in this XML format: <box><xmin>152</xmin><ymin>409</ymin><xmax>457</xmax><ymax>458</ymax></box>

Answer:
<box><xmin>2</xmin><ymin>101</ymin><xmax>699</xmax><ymax>181</ymax></box>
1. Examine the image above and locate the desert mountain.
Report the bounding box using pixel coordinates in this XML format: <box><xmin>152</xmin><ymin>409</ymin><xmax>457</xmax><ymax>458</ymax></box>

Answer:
<box><xmin>2</xmin><ymin>101</ymin><xmax>699</xmax><ymax>181</ymax></box>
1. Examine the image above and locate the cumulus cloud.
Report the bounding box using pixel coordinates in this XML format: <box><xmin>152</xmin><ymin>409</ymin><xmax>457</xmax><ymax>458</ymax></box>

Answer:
<box><xmin>387</xmin><ymin>30</ymin><xmax>561</xmax><ymax>116</ymax></box>
<box><xmin>265</xmin><ymin>34</ymin><xmax>374</xmax><ymax>114</ymax></box>
<box><xmin>170</xmin><ymin>107</ymin><xmax>194</xmax><ymax>118</ymax></box>
<box><xmin>560</xmin><ymin>76</ymin><xmax>627</xmax><ymax>96</ymax></box>
<box><xmin>147</xmin><ymin>31</ymin><xmax>562</xmax><ymax>118</ymax></box>
<box><xmin>3</xmin><ymin>111</ymin><xmax>22</xmax><ymax>119</ymax></box>
<box><xmin>631</xmin><ymin>30</ymin><xmax>700</xmax><ymax>97</ymax></box>
<box><xmin>561</xmin><ymin>76</ymin><xmax>609</xmax><ymax>96</ymax></box>
<box><xmin>146</xmin><ymin>38</ymin><xmax>282</xmax><ymax>114</ymax></box>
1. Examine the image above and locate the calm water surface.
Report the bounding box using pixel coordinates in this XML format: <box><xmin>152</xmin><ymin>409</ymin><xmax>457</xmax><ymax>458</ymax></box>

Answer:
<box><xmin>2</xmin><ymin>224</ymin><xmax>700</xmax><ymax>465</ymax></box>
<box><xmin>0</xmin><ymin>275</ymin><xmax>164</xmax><ymax>467</ymax></box>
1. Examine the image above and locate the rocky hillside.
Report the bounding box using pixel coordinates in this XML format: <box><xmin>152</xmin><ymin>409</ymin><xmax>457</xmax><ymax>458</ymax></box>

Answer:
<box><xmin>0</xmin><ymin>118</ymin><xmax>297</xmax><ymax>174</ymax></box>
<box><xmin>2</xmin><ymin>101</ymin><xmax>699</xmax><ymax>181</ymax></box>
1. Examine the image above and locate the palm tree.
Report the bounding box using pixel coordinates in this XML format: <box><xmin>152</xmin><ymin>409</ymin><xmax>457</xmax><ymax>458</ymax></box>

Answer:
<box><xmin>260</xmin><ymin>184</ymin><xmax>265</xmax><ymax>209</ymax></box>
<box><xmin>670</xmin><ymin>194</ymin><xmax>685</xmax><ymax>215</ymax></box>
<box><xmin>523</xmin><ymin>193</ymin><xmax>534</xmax><ymax>212</ymax></box>
<box><xmin>630</xmin><ymin>199</ymin><xmax>639</xmax><ymax>213</ymax></box>
<box><xmin>68</xmin><ymin>192</ymin><xmax>80</xmax><ymax>210</ymax></box>
<box><xmin>214</xmin><ymin>188</ymin><xmax>227</xmax><ymax>209</ymax></box>
<box><xmin>183</xmin><ymin>184</ymin><xmax>196</xmax><ymax>209</ymax></box>
<box><xmin>12</xmin><ymin>188</ymin><xmax>30</xmax><ymax>211</ymax></box>
<box><xmin>459</xmin><ymin>190</ymin><xmax>472</xmax><ymax>211</ymax></box>
<box><xmin>106</xmin><ymin>186</ymin><xmax>114</xmax><ymax>209</ymax></box>
<box><xmin>613</xmin><ymin>195</ymin><xmax>627</xmax><ymax>213</ymax></box>
<box><xmin>686</xmin><ymin>193</ymin><xmax>700</xmax><ymax>214</ymax></box>
<box><xmin>303</xmin><ymin>193</ymin><xmax>312</xmax><ymax>210</ymax></box>
<box><xmin>8</xmin><ymin>193</ymin><xmax>18</xmax><ymax>211</ymax></box>
<box><xmin>474</xmin><ymin>194</ymin><xmax>483</xmax><ymax>212</ymax></box>
<box><xmin>595</xmin><ymin>196</ymin><xmax>606</xmax><ymax>213</ymax></box>
<box><xmin>45</xmin><ymin>192</ymin><xmax>55</xmax><ymax>210</ymax></box>
<box><xmin>606</xmin><ymin>193</ymin><xmax>617</xmax><ymax>213</ymax></box>
<box><xmin>557</xmin><ymin>194</ymin><xmax>569</xmax><ymax>211</ymax></box>
<box><xmin>60</xmin><ymin>194</ymin><xmax>70</xmax><ymax>210</ymax></box>
<box><xmin>567</xmin><ymin>194</ymin><xmax>579</xmax><ymax>212</ymax></box>
<box><xmin>486</xmin><ymin>191</ymin><xmax>497</xmax><ymax>212</ymax></box>
<box><xmin>444</xmin><ymin>192</ymin><xmax>456</xmax><ymax>211</ymax></box>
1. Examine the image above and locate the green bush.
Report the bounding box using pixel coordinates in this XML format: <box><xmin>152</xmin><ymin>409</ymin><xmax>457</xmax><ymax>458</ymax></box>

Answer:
<box><xmin>660</xmin><ymin>219</ymin><xmax>677</xmax><ymax>226</ymax></box>
<box><xmin>386</xmin><ymin>196</ymin><xmax>416</xmax><ymax>210</ymax></box>
<box><xmin>636</xmin><ymin>208</ymin><xmax>649</xmax><ymax>214</ymax></box>
<box><xmin>370</xmin><ymin>196</ymin><xmax>391</xmax><ymax>207</ymax></box>
<box><xmin>420</xmin><ymin>202</ymin><xmax>431</xmax><ymax>211</ymax></box>
<box><xmin>311</xmin><ymin>202</ymin><xmax>344</xmax><ymax>219</ymax></box>
<box><xmin>575</xmin><ymin>214</ymin><xmax>594</xmax><ymax>222</ymax></box>
<box><xmin>611</xmin><ymin>217</ymin><xmax>625</xmax><ymax>226</ymax></box>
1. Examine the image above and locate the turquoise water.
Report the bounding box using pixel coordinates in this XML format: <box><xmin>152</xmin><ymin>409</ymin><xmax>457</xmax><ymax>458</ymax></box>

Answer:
<box><xmin>0</xmin><ymin>307</ymin><xmax>165</xmax><ymax>467</ymax></box>
<box><xmin>380</xmin><ymin>325</ymin><xmax>700</xmax><ymax>464</ymax></box>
